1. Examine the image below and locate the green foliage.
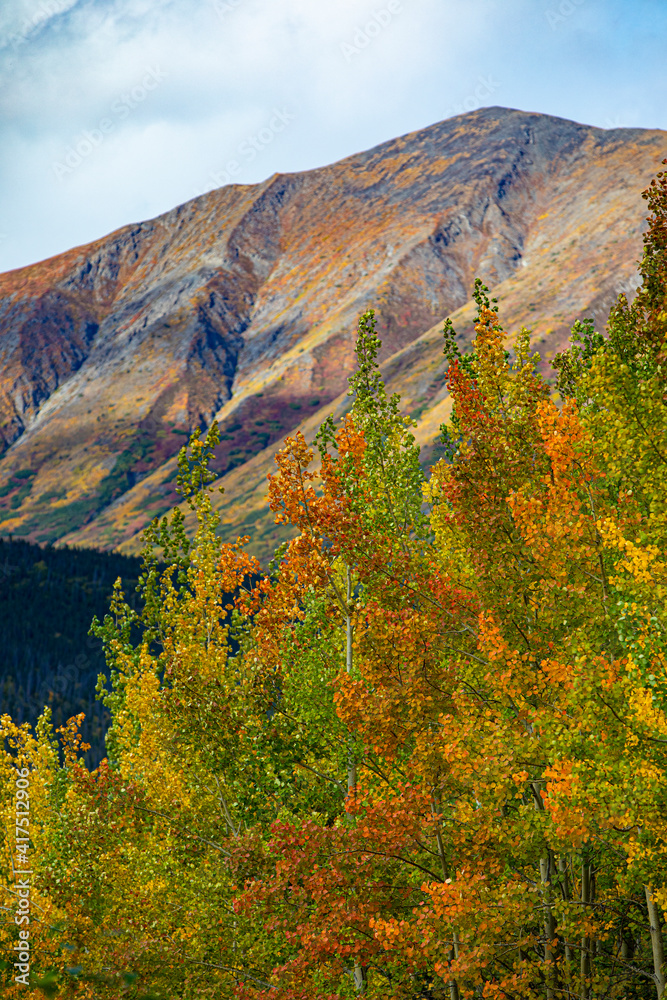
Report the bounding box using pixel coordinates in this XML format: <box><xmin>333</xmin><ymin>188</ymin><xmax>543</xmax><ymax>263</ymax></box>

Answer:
<box><xmin>322</xmin><ymin>307</ymin><xmax>429</xmax><ymax>545</ymax></box>
<box><xmin>552</xmin><ymin>317</ymin><xmax>606</xmax><ymax>401</ymax></box>
<box><xmin>5</xmin><ymin>169</ymin><xmax>667</xmax><ymax>1000</ymax></box>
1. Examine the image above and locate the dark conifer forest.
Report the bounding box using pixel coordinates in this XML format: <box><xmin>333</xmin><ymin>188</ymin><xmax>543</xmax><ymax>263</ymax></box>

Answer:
<box><xmin>0</xmin><ymin>538</ymin><xmax>141</xmax><ymax>765</ymax></box>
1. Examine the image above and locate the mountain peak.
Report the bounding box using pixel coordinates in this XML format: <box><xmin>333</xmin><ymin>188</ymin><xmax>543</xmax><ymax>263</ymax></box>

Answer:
<box><xmin>0</xmin><ymin>110</ymin><xmax>664</xmax><ymax>560</ymax></box>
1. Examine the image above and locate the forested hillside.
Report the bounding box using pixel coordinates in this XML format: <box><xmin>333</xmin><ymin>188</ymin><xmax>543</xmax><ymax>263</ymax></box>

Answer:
<box><xmin>0</xmin><ymin>539</ymin><xmax>141</xmax><ymax>765</ymax></box>
<box><xmin>2</xmin><ymin>162</ymin><xmax>667</xmax><ymax>999</ymax></box>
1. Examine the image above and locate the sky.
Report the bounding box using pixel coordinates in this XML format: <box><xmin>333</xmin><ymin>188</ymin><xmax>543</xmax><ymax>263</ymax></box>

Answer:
<box><xmin>1</xmin><ymin>0</ymin><xmax>666</xmax><ymax>274</ymax></box>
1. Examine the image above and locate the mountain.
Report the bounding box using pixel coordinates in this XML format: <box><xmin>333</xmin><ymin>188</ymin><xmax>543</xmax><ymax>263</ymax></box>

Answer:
<box><xmin>0</xmin><ymin>107</ymin><xmax>664</xmax><ymax>563</ymax></box>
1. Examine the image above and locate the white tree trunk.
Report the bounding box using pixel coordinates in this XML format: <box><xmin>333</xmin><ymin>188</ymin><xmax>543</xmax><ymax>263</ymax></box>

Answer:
<box><xmin>645</xmin><ymin>885</ymin><xmax>666</xmax><ymax>999</ymax></box>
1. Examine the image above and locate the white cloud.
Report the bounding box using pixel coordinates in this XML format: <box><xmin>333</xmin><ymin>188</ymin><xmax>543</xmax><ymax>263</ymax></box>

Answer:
<box><xmin>0</xmin><ymin>0</ymin><xmax>665</xmax><ymax>272</ymax></box>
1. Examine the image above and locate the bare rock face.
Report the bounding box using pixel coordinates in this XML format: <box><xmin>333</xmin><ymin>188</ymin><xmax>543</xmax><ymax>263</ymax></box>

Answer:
<box><xmin>0</xmin><ymin>106</ymin><xmax>664</xmax><ymax>556</ymax></box>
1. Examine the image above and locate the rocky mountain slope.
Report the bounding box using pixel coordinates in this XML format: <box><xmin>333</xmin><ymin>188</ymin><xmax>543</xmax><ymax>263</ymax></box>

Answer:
<box><xmin>0</xmin><ymin>107</ymin><xmax>664</xmax><ymax>562</ymax></box>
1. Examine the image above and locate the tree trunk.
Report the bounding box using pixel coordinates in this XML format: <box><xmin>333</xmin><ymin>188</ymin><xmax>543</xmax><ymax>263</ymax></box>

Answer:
<box><xmin>345</xmin><ymin>565</ymin><xmax>356</xmax><ymax>810</ymax></box>
<box><xmin>540</xmin><ymin>853</ymin><xmax>556</xmax><ymax>999</ymax></box>
<box><xmin>448</xmin><ymin>960</ymin><xmax>460</xmax><ymax>1000</ymax></box>
<box><xmin>345</xmin><ymin>566</ymin><xmax>365</xmax><ymax>993</ymax></box>
<box><xmin>558</xmin><ymin>855</ymin><xmax>572</xmax><ymax>980</ymax></box>
<box><xmin>580</xmin><ymin>864</ymin><xmax>590</xmax><ymax>1000</ymax></box>
<box><xmin>431</xmin><ymin>792</ymin><xmax>460</xmax><ymax>1000</ymax></box>
<box><xmin>645</xmin><ymin>885</ymin><xmax>666</xmax><ymax>999</ymax></box>
<box><xmin>531</xmin><ymin>788</ymin><xmax>557</xmax><ymax>998</ymax></box>
<box><xmin>446</xmin><ymin>934</ymin><xmax>461</xmax><ymax>1000</ymax></box>
<box><xmin>353</xmin><ymin>963</ymin><xmax>367</xmax><ymax>993</ymax></box>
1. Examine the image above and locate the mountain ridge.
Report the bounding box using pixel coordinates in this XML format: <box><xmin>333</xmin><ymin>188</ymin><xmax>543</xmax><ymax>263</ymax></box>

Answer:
<box><xmin>0</xmin><ymin>106</ymin><xmax>664</xmax><ymax>561</ymax></box>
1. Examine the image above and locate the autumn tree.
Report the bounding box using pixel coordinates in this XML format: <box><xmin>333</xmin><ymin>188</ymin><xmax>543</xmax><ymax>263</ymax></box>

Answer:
<box><xmin>2</xmin><ymin>165</ymin><xmax>667</xmax><ymax>1000</ymax></box>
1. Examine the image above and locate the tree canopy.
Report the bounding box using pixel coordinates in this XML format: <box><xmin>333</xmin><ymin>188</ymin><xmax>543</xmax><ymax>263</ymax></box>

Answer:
<box><xmin>3</xmin><ymin>164</ymin><xmax>667</xmax><ymax>999</ymax></box>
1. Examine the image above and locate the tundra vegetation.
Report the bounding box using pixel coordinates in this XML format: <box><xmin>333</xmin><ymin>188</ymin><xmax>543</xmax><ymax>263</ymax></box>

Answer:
<box><xmin>2</xmin><ymin>165</ymin><xmax>667</xmax><ymax>999</ymax></box>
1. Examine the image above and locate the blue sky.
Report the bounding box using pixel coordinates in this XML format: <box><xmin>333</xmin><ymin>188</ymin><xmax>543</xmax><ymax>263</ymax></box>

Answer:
<box><xmin>1</xmin><ymin>0</ymin><xmax>666</xmax><ymax>273</ymax></box>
